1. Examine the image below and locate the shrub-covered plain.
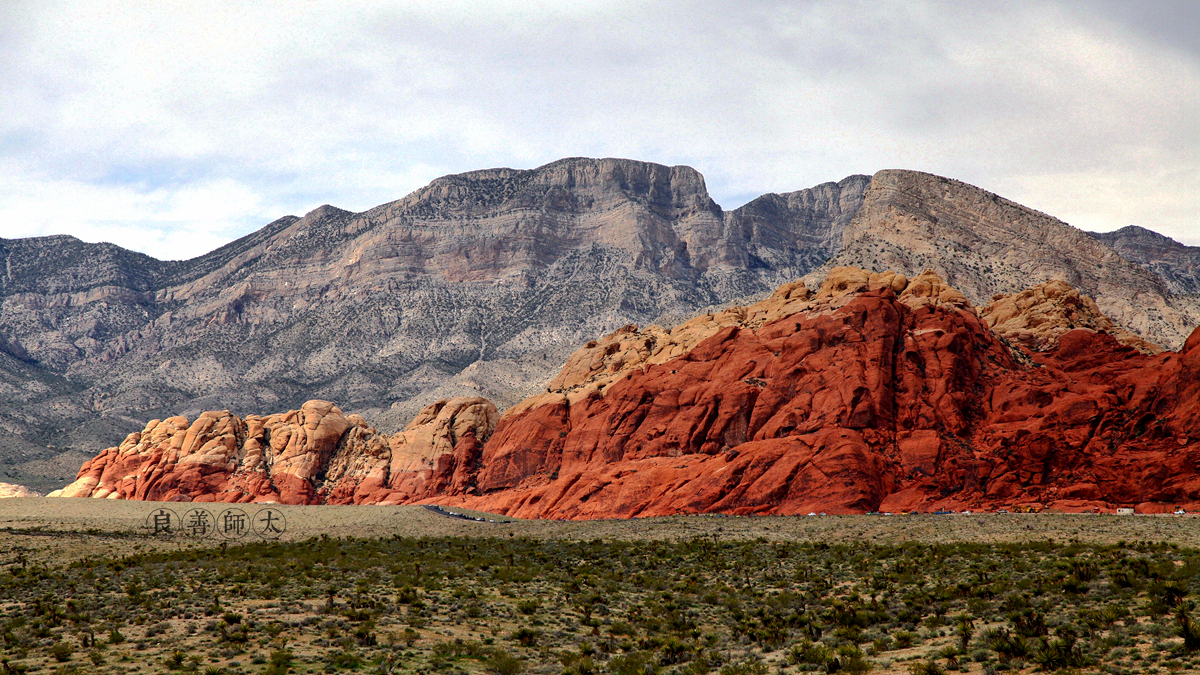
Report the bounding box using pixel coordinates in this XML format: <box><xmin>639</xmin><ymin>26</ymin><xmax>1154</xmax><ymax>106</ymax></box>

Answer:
<box><xmin>4</xmin><ymin>536</ymin><xmax>1200</xmax><ymax>674</ymax></box>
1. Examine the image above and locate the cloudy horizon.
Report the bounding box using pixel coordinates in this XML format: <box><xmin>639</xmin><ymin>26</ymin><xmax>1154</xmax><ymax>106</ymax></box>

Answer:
<box><xmin>2</xmin><ymin>0</ymin><xmax>1197</xmax><ymax>260</ymax></box>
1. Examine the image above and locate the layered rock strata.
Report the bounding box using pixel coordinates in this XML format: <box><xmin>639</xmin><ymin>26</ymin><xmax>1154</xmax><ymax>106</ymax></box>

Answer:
<box><xmin>50</xmin><ymin>397</ymin><xmax>498</xmax><ymax>504</ymax></box>
<box><xmin>54</xmin><ymin>269</ymin><xmax>1200</xmax><ymax>517</ymax></box>
<box><xmin>812</xmin><ymin>170</ymin><xmax>1199</xmax><ymax>349</ymax></box>
<box><xmin>0</xmin><ymin>160</ymin><xmax>867</xmax><ymax>491</ymax></box>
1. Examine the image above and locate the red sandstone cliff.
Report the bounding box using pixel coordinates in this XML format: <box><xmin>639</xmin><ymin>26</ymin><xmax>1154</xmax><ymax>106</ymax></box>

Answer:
<box><xmin>52</xmin><ymin>268</ymin><xmax>1200</xmax><ymax>517</ymax></box>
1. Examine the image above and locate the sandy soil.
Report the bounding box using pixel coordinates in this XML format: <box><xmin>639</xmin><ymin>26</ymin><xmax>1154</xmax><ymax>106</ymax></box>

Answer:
<box><xmin>4</xmin><ymin>496</ymin><xmax>1200</xmax><ymax>564</ymax></box>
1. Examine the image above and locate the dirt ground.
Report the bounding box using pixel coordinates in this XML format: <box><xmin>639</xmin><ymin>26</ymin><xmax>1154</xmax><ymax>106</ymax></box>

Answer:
<box><xmin>4</xmin><ymin>496</ymin><xmax>1200</xmax><ymax>565</ymax></box>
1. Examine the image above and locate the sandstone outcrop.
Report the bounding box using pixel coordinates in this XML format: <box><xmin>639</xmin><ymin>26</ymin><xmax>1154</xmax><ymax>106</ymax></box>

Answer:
<box><xmin>51</xmin><ymin>397</ymin><xmax>499</xmax><ymax>505</ymax></box>
<box><xmin>981</xmin><ymin>280</ymin><xmax>1161</xmax><ymax>354</ymax></box>
<box><xmin>542</xmin><ymin>267</ymin><xmax>909</xmax><ymax>401</ymax></box>
<box><xmin>811</xmin><ymin>170</ymin><xmax>1199</xmax><ymax>350</ymax></box>
<box><xmin>436</xmin><ymin>270</ymin><xmax>1200</xmax><ymax>517</ymax></box>
<box><xmin>0</xmin><ymin>482</ymin><xmax>39</xmax><ymax>498</ymax></box>
<box><xmin>54</xmin><ymin>269</ymin><xmax>1200</xmax><ymax>517</ymax></box>
<box><xmin>1</xmin><ymin>160</ymin><xmax>867</xmax><ymax>492</ymax></box>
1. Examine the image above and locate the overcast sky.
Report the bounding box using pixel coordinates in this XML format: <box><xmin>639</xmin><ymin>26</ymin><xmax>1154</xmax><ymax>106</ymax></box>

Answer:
<box><xmin>2</xmin><ymin>0</ymin><xmax>1197</xmax><ymax>259</ymax></box>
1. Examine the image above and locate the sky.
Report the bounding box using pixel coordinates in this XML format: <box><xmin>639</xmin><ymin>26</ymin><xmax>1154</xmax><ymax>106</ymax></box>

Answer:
<box><xmin>1</xmin><ymin>0</ymin><xmax>1198</xmax><ymax>260</ymax></box>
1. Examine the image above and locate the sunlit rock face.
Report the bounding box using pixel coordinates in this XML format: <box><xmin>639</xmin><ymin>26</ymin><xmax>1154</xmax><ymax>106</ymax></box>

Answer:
<box><xmin>55</xmin><ymin>270</ymin><xmax>1200</xmax><ymax>519</ymax></box>
<box><xmin>1</xmin><ymin>159</ymin><xmax>868</xmax><ymax>492</ymax></box>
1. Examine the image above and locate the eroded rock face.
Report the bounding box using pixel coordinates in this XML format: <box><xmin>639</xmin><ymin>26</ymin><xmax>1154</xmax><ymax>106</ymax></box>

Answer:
<box><xmin>53</xmin><ymin>270</ymin><xmax>1200</xmax><ymax>517</ymax></box>
<box><xmin>438</xmin><ymin>272</ymin><xmax>1200</xmax><ymax>518</ymax></box>
<box><xmin>51</xmin><ymin>397</ymin><xmax>499</xmax><ymax>505</ymax></box>
<box><xmin>811</xmin><ymin>170</ymin><xmax>1199</xmax><ymax>350</ymax></box>
<box><xmin>0</xmin><ymin>160</ymin><xmax>868</xmax><ymax>492</ymax></box>
<box><xmin>982</xmin><ymin>280</ymin><xmax>1161</xmax><ymax>354</ymax></box>
<box><xmin>543</xmin><ymin>267</ymin><xmax>910</xmax><ymax>401</ymax></box>
<box><xmin>0</xmin><ymin>482</ymin><xmax>39</xmax><ymax>498</ymax></box>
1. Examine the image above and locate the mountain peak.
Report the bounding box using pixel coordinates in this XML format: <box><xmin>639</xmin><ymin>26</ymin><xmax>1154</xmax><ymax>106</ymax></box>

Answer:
<box><xmin>301</xmin><ymin>204</ymin><xmax>353</xmax><ymax>221</ymax></box>
<box><xmin>1090</xmin><ymin>224</ymin><xmax>1200</xmax><ymax>295</ymax></box>
<box><xmin>810</xmin><ymin>168</ymin><xmax>1196</xmax><ymax>349</ymax></box>
<box><xmin>1092</xmin><ymin>224</ymin><xmax>1187</xmax><ymax>249</ymax></box>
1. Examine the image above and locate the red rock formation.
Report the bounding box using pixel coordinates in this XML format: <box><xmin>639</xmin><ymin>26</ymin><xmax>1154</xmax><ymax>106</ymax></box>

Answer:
<box><xmin>51</xmin><ymin>398</ymin><xmax>499</xmax><ymax>505</ymax></box>
<box><xmin>434</xmin><ymin>272</ymin><xmax>1200</xmax><ymax>518</ymax></box>
<box><xmin>52</xmin><ymin>270</ymin><xmax>1200</xmax><ymax>518</ymax></box>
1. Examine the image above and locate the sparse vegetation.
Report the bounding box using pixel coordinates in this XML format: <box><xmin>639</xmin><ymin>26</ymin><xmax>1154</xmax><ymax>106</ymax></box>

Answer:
<box><xmin>2</xmin><ymin>531</ymin><xmax>1200</xmax><ymax>673</ymax></box>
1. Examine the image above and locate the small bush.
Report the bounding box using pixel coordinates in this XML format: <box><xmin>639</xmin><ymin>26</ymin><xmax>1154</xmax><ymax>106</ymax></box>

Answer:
<box><xmin>488</xmin><ymin>649</ymin><xmax>525</xmax><ymax>675</ymax></box>
<box><xmin>893</xmin><ymin>630</ymin><xmax>918</xmax><ymax>648</ymax></box>
<box><xmin>264</xmin><ymin>649</ymin><xmax>293</xmax><ymax>675</ymax></box>
<box><xmin>511</xmin><ymin>627</ymin><xmax>539</xmax><ymax>647</ymax></box>
<box><xmin>908</xmin><ymin>660</ymin><xmax>945</xmax><ymax>675</ymax></box>
<box><xmin>50</xmin><ymin>641</ymin><xmax>73</xmax><ymax>662</ymax></box>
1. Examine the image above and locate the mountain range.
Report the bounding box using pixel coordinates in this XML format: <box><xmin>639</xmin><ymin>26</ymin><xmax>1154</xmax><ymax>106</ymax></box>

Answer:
<box><xmin>51</xmin><ymin>267</ymin><xmax>1200</xmax><ymax>515</ymax></box>
<box><xmin>3</xmin><ymin>158</ymin><xmax>1198</xmax><ymax>494</ymax></box>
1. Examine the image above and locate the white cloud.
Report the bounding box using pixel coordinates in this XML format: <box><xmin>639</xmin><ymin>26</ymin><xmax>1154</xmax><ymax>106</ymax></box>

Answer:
<box><xmin>1</xmin><ymin>0</ymin><xmax>1197</xmax><ymax>257</ymax></box>
<box><xmin>0</xmin><ymin>162</ymin><xmax>275</xmax><ymax>258</ymax></box>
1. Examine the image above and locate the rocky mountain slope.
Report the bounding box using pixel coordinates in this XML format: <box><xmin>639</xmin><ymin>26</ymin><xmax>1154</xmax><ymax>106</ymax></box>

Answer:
<box><xmin>52</xmin><ymin>268</ymin><xmax>1200</xmax><ymax>516</ymax></box>
<box><xmin>808</xmin><ymin>170</ymin><xmax>1199</xmax><ymax>350</ymax></box>
<box><xmin>1089</xmin><ymin>225</ymin><xmax>1200</xmax><ymax>296</ymax></box>
<box><xmin>0</xmin><ymin>159</ymin><xmax>868</xmax><ymax>491</ymax></box>
<box><xmin>6</xmin><ymin>161</ymin><xmax>1199</xmax><ymax>495</ymax></box>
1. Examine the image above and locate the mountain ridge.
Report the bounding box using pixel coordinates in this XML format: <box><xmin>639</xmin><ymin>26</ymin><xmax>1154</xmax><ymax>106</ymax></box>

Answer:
<box><xmin>0</xmin><ymin>158</ymin><xmax>868</xmax><ymax>491</ymax></box>
<box><xmin>1088</xmin><ymin>225</ymin><xmax>1200</xmax><ymax>296</ymax></box>
<box><xmin>806</xmin><ymin>169</ymin><xmax>1198</xmax><ymax>349</ymax></box>
<box><xmin>50</xmin><ymin>268</ymin><xmax>1200</xmax><ymax>516</ymax></box>
<box><xmin>3</xmin><ymin>158</ymin><xmax>1198</xmax><ymax>494</ymax></box>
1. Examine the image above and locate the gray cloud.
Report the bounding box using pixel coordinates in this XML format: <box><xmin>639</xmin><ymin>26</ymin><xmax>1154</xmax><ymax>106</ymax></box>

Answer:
<box><xmin>0</xmin><ymin>0</ymin><xmax>1197</xmax><ymax>259</ymax></box>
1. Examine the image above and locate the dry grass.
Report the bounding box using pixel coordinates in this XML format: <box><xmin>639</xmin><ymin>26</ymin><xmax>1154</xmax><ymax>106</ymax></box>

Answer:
<box><xmin>3</xmin><ymin>498</ymin><xmax>1200</xmax><ymax>565</ymax></box>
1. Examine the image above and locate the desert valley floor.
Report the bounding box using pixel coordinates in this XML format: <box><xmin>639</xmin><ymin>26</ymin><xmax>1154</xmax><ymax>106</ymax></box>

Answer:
<box><xmin>6</xmin><ymin>500</ymin><xmax>1200</xmax><ymax>675</ymax></box>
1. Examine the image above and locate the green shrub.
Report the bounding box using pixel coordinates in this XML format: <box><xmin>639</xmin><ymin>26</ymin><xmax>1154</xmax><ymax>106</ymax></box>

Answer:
<box><xmin>787</xmin><ymin>640</ymin><xmax>831</xmax><ymax>666</ymax></box>
<box><xmin>325</xmin><ymin>650</ymin><xmax>360</xmax><ymax>669</ymax></box>
<box><xmin>893</xmin><ymin>630</ymin><xmax>918</xmax><ymax>648</ymax></box>
<box><xmin>511</xmin><ymin>627</ymin><xmax>539</xmax><ymax>647</ymax></box>
<box><xmin>718</xmin><ymin>659</ymin><xmax>767</xmax><ymax>675</ymax></box>
<box><xmin>1178</xmin><ymin>608</ymin><xmax>1200</xmax><ymax>653</ymax></box>
<box><xmin>907</xmin><ymin>660</ymin><xmax>945</xmax><ymax>675</ymax></box>
<box><xmin>609</xmin><ymin>651</ymin><xmax>658</xmax><ymax>675</ymax></box>
<box><xmin>1028</xmin><ymin>632</ymin><xmax>1087</xmax><ymax>670</ymax></box>
<box><xmin>50</xmin><ymin>641</ymin><xmax>73</xmax><ymax>662</ymax></box>
<box><xmin>488</xmin><ymin>649</ymin><xmax>525</xmax><ymax>675</ymax></box>
<box><xmin>264</xmin><ymin>649</ymin><xmax>293</xmax><ymax>675</ymax></box>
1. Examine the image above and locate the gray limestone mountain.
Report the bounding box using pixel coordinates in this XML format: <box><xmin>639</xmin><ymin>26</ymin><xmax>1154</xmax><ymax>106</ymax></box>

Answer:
<box><xmin>806</xmin><ymin>169</ymin><xmax>1200</xmax><ymax>350</ymax></box>
<box><xmin>1088</xmin><ymin>225</ymin><xmax>1200</xmax><ymax>297</ymax></box>
<box><xmin>2</xmin><ymin>159</ymin><xmax>1197</xmax><ymax>494</ymax></box>
<box><xmin>0</xmin><ymin>158</ymin><xmax>868</xmax><ymax>491</ymax></box>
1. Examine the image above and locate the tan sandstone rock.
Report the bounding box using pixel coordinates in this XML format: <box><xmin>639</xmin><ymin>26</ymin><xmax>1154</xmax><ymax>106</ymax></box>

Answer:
<box><xmin>0</xmin><ymin>482</ymin><xmax>40</xmax><ymax>498</ymax></box>
<box><xmin>982</xmin><ymin>280</ymin><xmax>1161</xmax><ymax>353</ymax></box>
